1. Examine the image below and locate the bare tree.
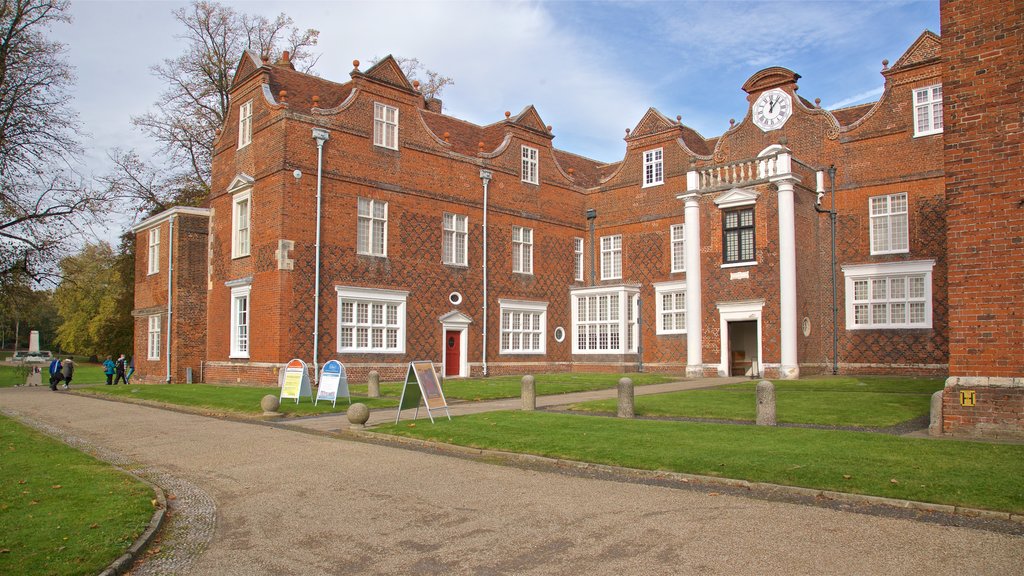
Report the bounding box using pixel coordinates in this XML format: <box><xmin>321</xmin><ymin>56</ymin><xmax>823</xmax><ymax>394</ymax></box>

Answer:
<box><xmin>113</xmin><ymin>1</ymin><xmax>319</xmax><ymax>211</ymax></box>
<box><xmin>0</xmin><ymin>0</ymin><xmax>107</xmax><ymax>286</ymax></box>
<box><xmin>373</xmin><ymin>55</ymin><xmax>455</xmax><ymax>103</ymax></box>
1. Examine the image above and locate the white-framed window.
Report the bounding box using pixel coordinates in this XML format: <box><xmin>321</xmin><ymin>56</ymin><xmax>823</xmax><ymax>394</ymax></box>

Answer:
<box><xmin>571</xmin><ymin>286</ymin><xmax>640</xmax><ymax>354</ymax></box>
<box><xmin>357</xmin><ymin>198</ymin><xmax>388</xmax><ymax>257</ymax></box>
<box><xmin>574</xmin><ymin>237</ymin><xmax>584</xmax><ymax>282</ymax></box>
<box><xmin>232</xmin><ymin>190</ymin><xmax>251</xmax><ymax>258</ymax></box>
<box><xmin>374</xmin><ymin>102</ymin><xmax>399</xmax><ymax>150</ymax></box>
<box><xmin>843</xmin><ymin>260</ymin><xmax>934</xmax><ymax>330</ymax></box>
<box><xmin>643</xmin><ymin>148</ymin><xmax>664</xmax><ymax>187</ymax></box>
<box><xmin>600</xmin><ymin>235</ymin><xmax>622</xmax><ymax>280</ymax></box>
<box><xmin>336</xmin><ymin>286</ymin><xmax>407</xmax><ymax>353</ymax></box>
<box><xmin>870</xmin><ymin>193</ymin><xmax>908</xmax><ymax>255</ymax></box>
<box><xmin>230</xmin><ymin>285</ymin><xmax>251</xmax><ymax>358</ymax></box>
<box><xmin>723</xmin><ymin>207</ymin><xmax>755</xmax><ymax>264</ymax></box>
<box><xmin>670</xmin><ymin>224</ymin><xmax>685</xmax><ymax>273</ymax></box>
<box><xmin>521</xmin><ymin>145</ymin><xmax>538</xmax><ymax>184</ymax></box>
<box><xmin>147</xmin><ymin>315</ymin><xmax>161</xmax><ymax>360</ymax></box>
<box><xmin>654</xmin><ymin>280</ymin><xmax>687</xmax><ymax>335</ymax></box>
<box><xmin>238</xmin><ymin>100</ymin><xmax>253</xmax><ymax>148</ymax></box>
<box><xmin>512</xmin><ymin>226</ymin><xmax>533</xmax><ymax>274</ymax></box>
<box><xmin>913</xmin><ymin>84</ymin><xmax>942</xmax><ymax>137</ymax></box>
<box><xmin>499</xmin><ymin>299</ymin><xmax>547</xmax><ymax>354</ymax></box>
<box><xmin>443</xmin><ymin>213</ymin><xmax>468</xmax><ymax>266</ymax></box>
<box><xmin>147</xmin><ymin>227</ymin><xmax>160</xmax><ymax>275</ymax></box>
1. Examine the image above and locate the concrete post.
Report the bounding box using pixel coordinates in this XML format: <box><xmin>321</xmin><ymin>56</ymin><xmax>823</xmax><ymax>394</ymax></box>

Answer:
<box><xmin>367</xmin><ymin>370</ymin><xmax>380</xmax><ymax>398</ymax></box>
<box><xmin>756</xmin><ymin>380</ymin><xmax>776</xmax><ymax>426</ymax></box>
<box><xmin>929</xmin><ymin>390</ymin><xmax>943</xmax><ymax>436</ymax></box>
<box><xmin>521</xmin><ymin>375</ymin><xmax>535</xmax><ymax>411</ymax></box>
<box><xmin>617</xmin><ymin>377</ymin><xmax>634</xmax><ymax>418</ymax></box>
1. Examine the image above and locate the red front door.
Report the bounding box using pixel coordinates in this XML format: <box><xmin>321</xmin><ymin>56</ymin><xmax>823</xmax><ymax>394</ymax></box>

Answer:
<box><xmin>445</xmin><ymin>330</ymin><xmax>460</xmax><ymax>377</ymax></box>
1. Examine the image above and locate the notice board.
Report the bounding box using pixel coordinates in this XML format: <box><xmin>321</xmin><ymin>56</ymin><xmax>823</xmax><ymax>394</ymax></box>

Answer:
<box><xmin>280</xmin><ymin>358</ymin><xmax>312</xmax><ymax>403</ymax></box>
<box><xmin>396</xmin><ymin>361</ymin><xmax>450</xmax><ymax>423</ymax></box>
<box><xmin>316</xmin><ymin>360</ymin><xmax>349</xmax><ymax>406</ymax></box>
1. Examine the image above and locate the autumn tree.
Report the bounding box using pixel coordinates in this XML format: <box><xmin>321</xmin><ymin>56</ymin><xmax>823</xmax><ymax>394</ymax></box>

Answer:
<box><xmin>0</xmin><ymin>0</ymin><xmax>108</xmax><ymax>286</ymax></box>
<box><xmin>101</xmin><ymin>1</ymin><xmax>320</xmax><ymax>213</ymax></box>
<box><xmin>52</xmin><ymin>242</ymin><xmax>127</xmax><ymax>357</ymax></box>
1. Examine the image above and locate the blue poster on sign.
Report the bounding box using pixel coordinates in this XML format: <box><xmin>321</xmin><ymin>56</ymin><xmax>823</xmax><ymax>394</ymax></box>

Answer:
<box><xmin>316</xmin><ymin>360</ymin><xmax>349</xmax><ymax>407</ymax></box>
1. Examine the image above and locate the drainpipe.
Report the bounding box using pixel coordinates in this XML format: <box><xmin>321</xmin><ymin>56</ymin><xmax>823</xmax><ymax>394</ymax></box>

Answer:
<box><xmin>480</xmin><ymin>169</ymin><xmax>492</xmax><ymax>376</ymax></box>
<box><xmin>586</xmin><ymin>209</ymin><xmax>597</xmax><ymax>285</ymax></box>
<box><xmin>312</xmin><ymin>128</ymin><xmax>330</xmax><ymax>383</ymax></box>
<box><xmin>165</xmin><ymin>214</ymin><xmax>175</xmax><ymax>383</ymax></box>
<box><xmin>815</xmin><ymin>166</ymin><xmax>839</xmax><ymax>375</ymax></box>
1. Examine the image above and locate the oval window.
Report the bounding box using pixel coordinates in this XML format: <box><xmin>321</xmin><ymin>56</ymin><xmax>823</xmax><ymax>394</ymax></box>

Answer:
<box><xmin>554</xmin><ymin>326</ymin><xmax>566</xmax><ymax>342</ymax></box>
<box><xmin>449</xmin><ymin>292</ymin><xmax>463</xmax><ymax>305</ymax></box>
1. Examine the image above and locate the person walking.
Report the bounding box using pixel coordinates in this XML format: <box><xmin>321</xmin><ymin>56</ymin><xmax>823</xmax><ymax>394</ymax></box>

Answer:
<box><xmin>113</xmin><ymin>354</ymin><xmax>127</xmax><ymax>385</ymax></box>
<box><xmin>60</xmin><ymin>357</ymin><xmax>75</xmax><ymax>390</ymax></box>
<box><xmin>103</xmin><ymin>355</ymin><xmax>115</xmax><ymax>385</ymax></box>
<box><xmin>126</xmin><ymin>356</ymin><xmax>135</xmax><ymax>384</ymax></box>
<box><xmin>48</xmin><ymin>358</ymin><xmax>63</xmax><ymax>391</ymax></box>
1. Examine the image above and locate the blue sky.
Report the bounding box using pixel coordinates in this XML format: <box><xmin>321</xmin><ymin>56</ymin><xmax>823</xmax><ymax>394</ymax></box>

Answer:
<box><xmin>64</xmin><ymin>0</ymin><xmax>939</xmax><ymax>186</ymax></box>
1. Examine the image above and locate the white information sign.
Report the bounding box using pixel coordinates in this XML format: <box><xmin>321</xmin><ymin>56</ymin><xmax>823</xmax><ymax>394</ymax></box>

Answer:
<box><xmin>280</xmin><ymin>358</ymin><xmax>312</xmax><ymax>404</ymax></box>
<box><xmin>316</xmin><ymin>360</ymin><xmax>349</xmax><ymax>407</ymax></box>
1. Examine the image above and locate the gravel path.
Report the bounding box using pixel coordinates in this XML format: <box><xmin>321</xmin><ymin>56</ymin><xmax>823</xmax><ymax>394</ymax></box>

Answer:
<box><xmin>2</xmin><ymin>386</ymin><xmax>1021</xmax><ymax>575</ymax></box>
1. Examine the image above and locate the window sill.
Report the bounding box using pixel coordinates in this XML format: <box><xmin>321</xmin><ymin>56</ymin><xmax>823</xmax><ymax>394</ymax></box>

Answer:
<box><xmin>356</xmin><ymin>252</ymin><xmax>389</xmax><ymax>258</ymax></box>
<box><xmin>228</xmin><ymin>353</ymin><xmax>250</xmax><ymax>360</ymax></box>
<box><xmin>499</xmin><ymin>350</ymin><xmax>546</xmax><ymax>355</ymax></box>
<box><xmin>231</xmin><ymin>253</ymin><xmax>250</xmax><ymax>260</ymax></box>
<box><xmin>869</xmin><ymin>250</ymin><xmax>910</xmax><ymax>256</ymax></box>
<box><xmin>337</xmin><ymin>349</ymin><xmax>406</xmax><ymax>355</ymax></box>
<box><xmin>443</xmin><ymin>262</ymin><xmax>469</xmax><ymax>269</ymax></box>
<box><xmin>655</xmin><ymin>330</ymin><xmax>688</xmax><ymax>336</ymax></box>
<box><xmin>913</xmin><ymin>129</ymin><xmax>942</xmax><ymax>138</ymax></box>
<box><xmin>721</xmin><ymin>261</ymin><xmax>757</xmax><ymax>269</ymax></box>
<box><xmin>642</xmin><ymin>181</ymin><xmax>664</xmax><ymax>189</ymax></box>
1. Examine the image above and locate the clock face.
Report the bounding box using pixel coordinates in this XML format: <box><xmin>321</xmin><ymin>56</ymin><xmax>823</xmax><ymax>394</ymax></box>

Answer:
<box><xmin>753</xmin><ymin>88</ymin><xmax>792</xmax><ymax>132</ymax></box>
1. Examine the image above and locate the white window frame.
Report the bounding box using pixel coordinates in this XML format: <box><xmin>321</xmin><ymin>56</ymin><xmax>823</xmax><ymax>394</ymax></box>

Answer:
<box><xmin>512</xmin><ymin>226</ymin><xmax>533</xmax><ymax>274</ymax></box>
<box><xmin>373</xmin><ymin>102</ymin><xmax>399</xmax><ymax>150</ymax></box>
<box><xmin>600</xmin><ymin>234</ymin><xmax>622</xmax><ymax>280</ymax></box>
<box><xmin>869</xmin><ymin>193</ymin><xmax>909</xmax><ymax>255</ymax></box>
<box><xmin>443</xmin><ymin>213</ymin><xmax>468</xmax><ymax>266</ymax></box>
<box><xmin>913</xmin><ymin>84</ymin><xmax>943</xmax><ymax>137</ymax></box>
<box><xmin>654</xmin><ymin>280</ymin><xmax>687</xmax><ymax>335</ymax></box>
<box><xmin>842</xmin><ymin>260</ymin><xmax>934</xmax><ymax>330</ymax></box>
<box><xmin>574</xmin><ymin>237</ymin><xmax>584</xmax><ymax>282</ymax></box>
<box><xmin>230</xmin><ymin>285</ymin><xmax>251</xmax><ymax>358</ymax></box>
<box><xmin>670</xmin><ymin>224</ymin><xmax>686</xmax><ymax>273</ymax></box>
<box><xmin>232</xmin><ymin>190</ymin><xmax>251</xmax><ymax>259</ymax></box>
<box><xmin>147</xmin><ymin>227</ymin><xmax>160</xmax><ymax>275</ymax></box>
<box><xmin>499</xmin><ymin>299</ymin><xmax>547</xmax><ymax>355</ymax></box>
<box><xmin>521</xmin><ymin>145</ymin><xmax>539</xmax><ymax>185</ymax></box>
<box><xmin>336</xmin><ymin>286</ymin><xmax>408</xmax><ymax>354</ymax></box>
<box><xmin>571</xmin><ymin>285</ymin><xmax>640</xmax><ymax>354</ymax></box>
<box><xmin>238</xmin><ymin>100</ymin><xmax>253</xmax><ymax>149</ymax></box>
<box><xmin>147</xmin><ymin>315</ymin><xmax>161</xmax><ymax>360</ymax></box>
<box><xmin>643</xmin><ymin>148</ymin><xmax>664</xmax><ymax>187</ymax></box>
<box><xmin>357</xmin><ymin>198</ymin><xmax>388</xmax><ymax>257</ymax></box>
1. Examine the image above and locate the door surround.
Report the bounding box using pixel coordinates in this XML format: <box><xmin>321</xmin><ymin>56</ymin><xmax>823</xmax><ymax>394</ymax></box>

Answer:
<box><xmin>716</xmin><ymin>300</ymin><xmax>764</xmax><ymax>377</ymax></box>
<box><xmin>439</xmin><ymin>311</ymin><xmax>472</xmax><ymax>378</ymax></box>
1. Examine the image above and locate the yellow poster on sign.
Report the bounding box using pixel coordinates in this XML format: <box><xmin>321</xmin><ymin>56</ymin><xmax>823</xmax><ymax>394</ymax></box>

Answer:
<box><xmin>280</xmin><ymin>359</ymin><xmax>312</xmax><ymax>403</ymax></box>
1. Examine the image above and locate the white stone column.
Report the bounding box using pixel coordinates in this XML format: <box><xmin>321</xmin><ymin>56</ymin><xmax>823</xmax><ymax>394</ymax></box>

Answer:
<box><xmin>775</xmin><ymin>176</ymin><xmax>799</xmax><ymax>379</ymax></box>
<box><xmin>681</xmin><ymin>191</ymin><xmax>703</xmax><ymax>378</ymax></box>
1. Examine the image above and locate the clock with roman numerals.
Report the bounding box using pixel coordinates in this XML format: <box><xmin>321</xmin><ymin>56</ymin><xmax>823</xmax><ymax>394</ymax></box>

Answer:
<box><xmin>753</xmin><ymin>88</ymin><xmax>792</xmax><ymax>132</ymax></box>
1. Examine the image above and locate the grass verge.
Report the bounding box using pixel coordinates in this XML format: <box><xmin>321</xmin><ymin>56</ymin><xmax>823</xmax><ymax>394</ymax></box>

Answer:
<box><xmin>374</xmin><ymin>411</ymin><xmax>1024</xmax><ymax>514</ymax></box>
<box><xmin>79</xmin><ymin>383</ymin><xmax>398</xmax><ymax>416</ymax></box>
<box><xmin>569</xmin><ymin>376</ymin><xmax>944</xmax><ymax>427</ymax></box>
<box><xmin>349</xmin><ymin>372</ymin><xmax>677</xmax><ymax>401</ymax></box>
<box><xmin>0</xmin><ymin>415</ymin><xmax>154</xmax><ymax>576</ymax></box>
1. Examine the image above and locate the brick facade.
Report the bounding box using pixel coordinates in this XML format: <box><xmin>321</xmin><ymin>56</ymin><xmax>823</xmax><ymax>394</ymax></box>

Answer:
<box><xmin>132</xmin><ymin>10</ymin><xmax>1023</xmax><ymax>437</ymax></box>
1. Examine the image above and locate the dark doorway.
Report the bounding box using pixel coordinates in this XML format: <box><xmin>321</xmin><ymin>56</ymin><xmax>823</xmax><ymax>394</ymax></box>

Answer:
<box><xmin>728</xmin><ymin>320</ymin><xmax>758</xmax><ymax>377</ymax></box>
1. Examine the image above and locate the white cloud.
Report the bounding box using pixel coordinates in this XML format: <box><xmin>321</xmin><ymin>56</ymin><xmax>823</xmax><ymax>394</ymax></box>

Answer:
<box><xmin>827</xmin><ymin>85</ymin><xmax>884</xmax><ymax>110</ymax></box>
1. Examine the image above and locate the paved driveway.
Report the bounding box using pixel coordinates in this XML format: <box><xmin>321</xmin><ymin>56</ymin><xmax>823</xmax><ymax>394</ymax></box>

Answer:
<box><xmin>2</xmin><ymin>387</ymin><xmax>1021</xmax><ymax>575</ymax></box>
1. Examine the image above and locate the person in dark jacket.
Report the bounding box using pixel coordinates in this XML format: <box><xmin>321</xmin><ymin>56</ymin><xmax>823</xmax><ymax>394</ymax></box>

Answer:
<box><xmin>103</xmin><ymin>356</ymin><xmax>115</xmax><ymax>385</ymax></box>
<box><xmin>61</xmin><ymin>358</ymin><xmax>74</xmax><ymax>390</ymax></box>
<box><xmin>48</xmin><ymin>358</ymin><xmax>63</xmax><ymax>391</ymax></box>
<box><xmin>113</xmin><ymin>354</ymin><xmax>127</xmax><ymax>385</ymax></box>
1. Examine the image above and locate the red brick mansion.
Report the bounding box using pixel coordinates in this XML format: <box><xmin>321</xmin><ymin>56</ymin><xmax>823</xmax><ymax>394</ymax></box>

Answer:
<box><xmin>133</xmin><ymin>0</ymin><xmax>1022</xmax><ymax>437</ymax></box>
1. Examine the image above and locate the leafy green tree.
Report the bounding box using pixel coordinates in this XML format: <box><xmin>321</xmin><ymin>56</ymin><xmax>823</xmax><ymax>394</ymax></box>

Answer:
<box><xmin>52</xmin><ymin>242</ymin><xmax>125</xmax><ymax>357</ymax></box>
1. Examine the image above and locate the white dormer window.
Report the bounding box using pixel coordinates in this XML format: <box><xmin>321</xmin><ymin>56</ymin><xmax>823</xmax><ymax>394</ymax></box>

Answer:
<box><xmin>521</xmin><ymin>146</ymin><xmax>538</xmax><ymax>184</ymax></box>
<box><xmin>643</xmin><ymin>148</ymin><xmax>663</xmax><ymax>187</ymax></box>
<box><xmin>913</xmin><ymin>84</ymin><xmax>942</xmax><ymax>137</ymax></box>
<box><xmin>238</xmin><ymin>100</ymin><xmax>252</xmax><ymax>148</ymax></box>
<box><xmin>374</xmin><ymin>103</ymin><xmax>399</xmax><ymax>150</ymax></box>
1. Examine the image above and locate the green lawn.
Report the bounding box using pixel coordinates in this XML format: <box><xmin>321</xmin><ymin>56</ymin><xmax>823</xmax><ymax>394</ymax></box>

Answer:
<box><xmin>375</xmin><ymin>410</ymin><xmax>1024</xmax><ymax>514</ymax></box>
<box><xmin>0</xmin><ymin>362</ymin><xmax>108</xmax><ymax>388</ymax></box>
<box><xmin>0</xmin><ymin>415</ymin><xmax>155</xmax><ymax>576</ymax></box>
<box><xmin>80</xmin><ymin>383</ymin><xmax>398</xmax><ymax>416</ymax></box>
<box><xmin>349</xmin><ymin>372</ymin><xmax>678</xmax><ymax>401</ymax></box>
<box><xmin>569</xmin><ymin>376</ymin><xmax>945</xmax><ymax>427</ymax></box>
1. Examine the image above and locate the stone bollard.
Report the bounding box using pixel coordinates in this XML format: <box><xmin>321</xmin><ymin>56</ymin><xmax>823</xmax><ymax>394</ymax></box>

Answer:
<box><xmin>617</xmin><ymin>377</ymin><xmax>634</xmax><ymax>418</ymax></box>
<box><xmin>929</xmin><ymin>390</ymin><xmax>943</xmax><ymax>436</ymax></box>
<box><xmin>347</xmin><ymin>402</ymin><xmax>370</xmax><ymax>429</ymax></box>
<box><xmin>261</xmin><ymin>394</ymin><xmax>281</xmax><ymax>417</ymax></box>
<box><xmin>25</xmin><ymin>369</ymin><xmax>41</xmax><ymax>387</ymax></box>
<box><xmin>756</xmin><ymin>380</ymin><xmax>776</xmax><ymax>426</ymax></box>
<box><xmin>521</xmin><ymin>375</ymin><xmax>536</xmax><ymax>411</ymax></box>
<box><xmin>367</xmin><ymin>370</ymin><xmax>380</xmax><ymax>398</ymax></box>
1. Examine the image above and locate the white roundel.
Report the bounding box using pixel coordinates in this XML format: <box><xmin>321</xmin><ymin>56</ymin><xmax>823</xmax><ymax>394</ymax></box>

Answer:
<box><xmin>449</xmin><ymin>292</ymin><xmax>463</xmax><ymax>305</ymax></box>
<box><xmin>753</xmin><ymin>88</ymin><xmax>792</xmax><ymax>132</ymax></box>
